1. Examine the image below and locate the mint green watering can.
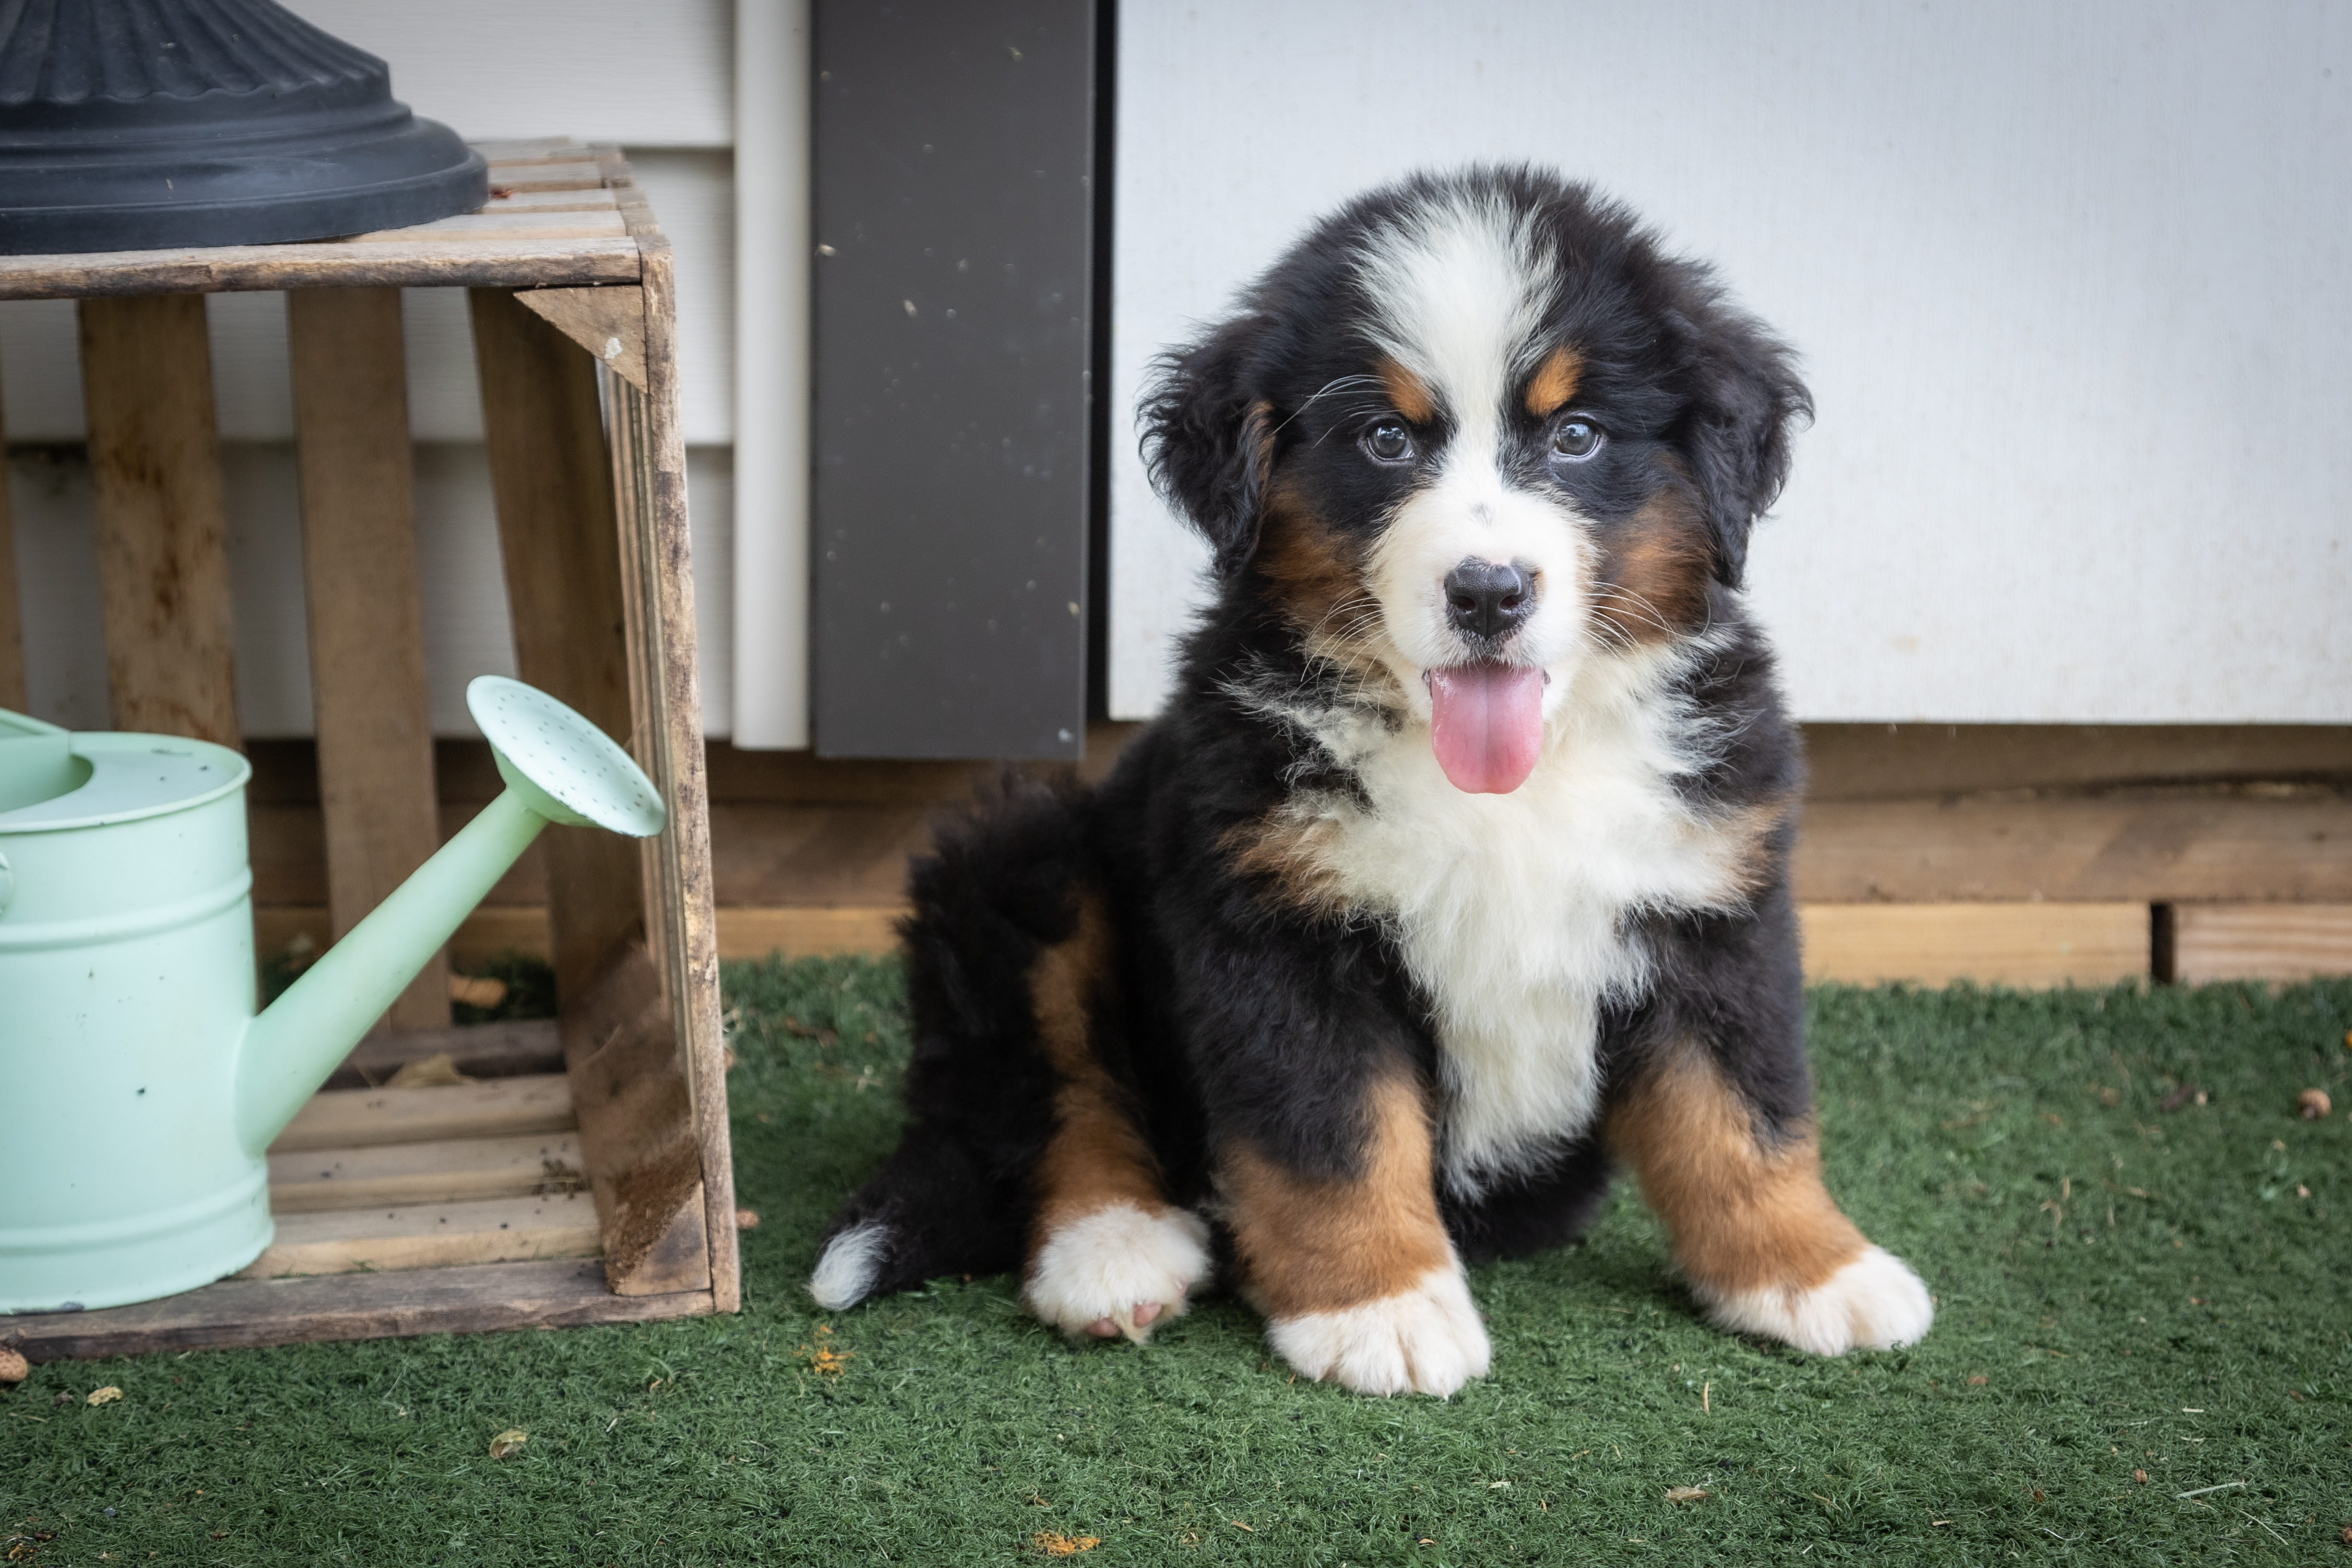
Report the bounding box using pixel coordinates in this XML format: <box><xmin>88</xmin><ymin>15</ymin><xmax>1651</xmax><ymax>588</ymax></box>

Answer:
<box><xmin>0</xmin><ymin>676</ymin><xmax>665</xmax><ymax>1314</ymax></box>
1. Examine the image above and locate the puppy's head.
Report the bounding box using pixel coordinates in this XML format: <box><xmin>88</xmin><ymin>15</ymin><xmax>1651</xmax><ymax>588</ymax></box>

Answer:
<box><xmin>1143</xmin><ymin>169</ymin><xmax>1809</xmax><ymax>794</ymax></box>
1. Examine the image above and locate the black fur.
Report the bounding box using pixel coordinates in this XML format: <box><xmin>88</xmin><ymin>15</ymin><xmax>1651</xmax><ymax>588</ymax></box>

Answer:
<box><xmin>816</xmin><ymin>167</ymin><xmax>1821</xmax><ymax>1328</ymax></box>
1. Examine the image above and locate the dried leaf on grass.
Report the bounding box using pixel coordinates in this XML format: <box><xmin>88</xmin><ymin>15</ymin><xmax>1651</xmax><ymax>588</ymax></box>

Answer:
<box><xmin>85</xmin><ymin>1387</ymin><xmax>122</xmax><ymax>1406</ymax></box>
<box><xmin>2298</xmin><ymin>1088</ymin><xmax>2332</xmax><ymax>1119</ymax></box>
<box><xmin>1666</xmin><ymin>1486</ymin><xmax>1709</xmax><ymax>1503</ymax></box>
<box><xmin>0</xmin><ymin>1348</ymin><xmax>27</xmax><ymax>1384</ymax></box>
<box><xmin>488</xmin><ymin>1428</ymin><xmax>528</xmax><ymax>1458</ymax></box>
<box><xmin>387</xmin><ymin>1052</ymin><xmax>474</xmax><ymax>1089</ymax></box>
<box><xmin>734</xmin><ymin>1208</ymin><xmax>761</xmax><ymax>1230</ymax></box>
<box><xmin>1030</xmin><ymin>1533</ymin><xmax>1100</xmax><ymax>1556</ymax></box>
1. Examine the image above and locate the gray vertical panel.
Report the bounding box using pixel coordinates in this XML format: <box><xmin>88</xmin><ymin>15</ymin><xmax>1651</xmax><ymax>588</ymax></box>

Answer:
<box><xmin>812</xmin><ymin>0</ymin><xmax>1094</xmax><ymax>758</ymax></box>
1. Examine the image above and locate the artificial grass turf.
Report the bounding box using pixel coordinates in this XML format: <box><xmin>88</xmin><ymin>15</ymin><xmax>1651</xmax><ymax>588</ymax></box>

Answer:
<box><xmin>6</xmin><ymin>965</ymin><xmax>2349</xmax><ymax>1566</ymax></box>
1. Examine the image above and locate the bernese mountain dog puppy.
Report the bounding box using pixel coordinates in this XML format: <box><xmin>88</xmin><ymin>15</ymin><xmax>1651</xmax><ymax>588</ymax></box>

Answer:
<box><xmin>808</xmin><ymin>167</ymin><xmax>1933</xmax><ymax>1396</ymax></box>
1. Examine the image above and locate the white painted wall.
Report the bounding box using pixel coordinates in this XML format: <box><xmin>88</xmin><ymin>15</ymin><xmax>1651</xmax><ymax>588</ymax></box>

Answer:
<box><xmin>1107</xmin><ymin>0</ymin><xmax>2352</xmax><ymax>723</ymax></box>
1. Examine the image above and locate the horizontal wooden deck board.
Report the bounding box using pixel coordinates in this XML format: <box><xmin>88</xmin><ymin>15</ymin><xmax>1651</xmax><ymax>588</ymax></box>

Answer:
<box><xmin>2174</xmin><ymin>902</ymin><xmax>2352</xmax><ymax>983</ymax></box>
<box><xmin>4</xmin><ymin>1260</ymin><xmax>710</xmax><ymax>1363</ymax></box>
<box><xmin>1800</xmin><ymin>902</ymin><xmax>2151</xmax><ymax>988</ymax></box>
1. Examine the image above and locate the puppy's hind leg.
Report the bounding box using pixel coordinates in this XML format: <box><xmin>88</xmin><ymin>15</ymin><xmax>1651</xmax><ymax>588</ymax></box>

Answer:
<box><xmin>1020</xmin><ymin>893</ymin><xmax>1209</xmax><ymax>1343</ymax></box>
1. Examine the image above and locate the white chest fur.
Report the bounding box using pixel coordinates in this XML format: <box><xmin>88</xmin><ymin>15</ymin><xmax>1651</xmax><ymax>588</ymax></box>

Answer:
<box><xmin>1278</xmin><ymin>655</ymin><xmax>1756</xmax><ymax>1197</ymax></box>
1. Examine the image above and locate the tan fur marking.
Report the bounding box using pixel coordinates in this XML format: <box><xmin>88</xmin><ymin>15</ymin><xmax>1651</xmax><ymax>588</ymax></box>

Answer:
<box><xmin>1220</xmin><ymin>802</ymin><xmax>1352</xmax><ymax>920</ymax></box>
<box><xmin>1523</xmin><ymin>345</ymin><xmax>1583</xmax><ymax>418</ymax></box>
<box><xmin>1377</xmin><ymin>358</ymin><xmax>1436</xmax><ymax>425</ymax></box>
<box><xmin>1593</xmin><ymin>491</ymin><xmax>1714</xmax><ymax>645</ymax></box>
<box><xmin>1027</xmin><ymin>895</ymin><xmax>1168</xmax><ymax>1237</ymax></box>
<box><xmin>1221</xmin><ymin>1072</ymin><xmax>1453</xmax><ymax>1315</ymax></box>
<box><xmin>1607</xmin><ymin>1048</ymin><xmax>1866</xmax><ymax>1297</ymax></box>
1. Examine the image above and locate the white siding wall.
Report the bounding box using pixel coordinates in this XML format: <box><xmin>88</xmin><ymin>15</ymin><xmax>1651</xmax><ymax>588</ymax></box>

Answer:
<box><xmin>1108</xmin><ymin>0</ymin><xmax>2352</xmax><ymax>723</ymax></box>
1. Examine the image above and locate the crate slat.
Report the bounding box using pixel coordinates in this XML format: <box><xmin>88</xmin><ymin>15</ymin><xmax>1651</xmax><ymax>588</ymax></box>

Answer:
<box><xmin>484</xmin><ymin>188</ymin><xmax>622</xmax><ymax>213</ymax></box>
<box><xmin>0</xmin><ymin>237</ymin><xmax>640</xmax><ymax>301</ymax></box>
<box><xmin>3</xmin><ymin>1260</ymin><xmax>710</xmax><ymax>1363</ymax></box>
<box><xmin>78</xmin><ymin>294</ymin><xmax>240</xmax><ymax>746</ymax></box>
<box><xmin>268</xmin><ymin>1133</ymin><xmax>586</xmax><ymax>1214</ymax></box>
<box><xmin>605</xmin><ymin>187</ymin><xmax>741</xmax><ymax>1310</ymax></box>
<box><xmin>289</xmin><ymin>286</ymin><xmax>448</xmax><ymax>1029</ymax></box>
<box><xmin>237</xmin><ymin>1192</ymin><xmax>601</xmax><ymax>1277</ymax></box>
<box><xmin>342</xmin><ymin>210</ymin><xmax>629</xmax><ymax>245</ymax></box>
<box><xmin>565</xmin><ymin>947</ymin><xmax>711</xmax><ymax>1296</ymax></box>
<box><xmin>518</xmin><ymin>284</ymin><xmax>647</xmax><ymax>388</ymax></box>
<box><xmin>486</xmin><ymin>161</ymin><xmax>605</xmax><ymax>191</ymax></box>
<box><xmin>476</xmin><ymin>139</ymin><xmax>596</xmax><ymax>164</ymax></box>
<box><xmin>468</xmin><ymin>285</ymin><xmax>646</xmax><ymax>1011</ymax></box>
<box><xmin>269</xmin><ymin>1074</ymin><xmax>576</xmax><ymax>1153</ymax></box>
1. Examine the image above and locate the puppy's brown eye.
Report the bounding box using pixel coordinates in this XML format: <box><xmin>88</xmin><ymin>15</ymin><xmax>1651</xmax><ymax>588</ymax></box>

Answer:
<box><xmin>1365</xmin><ymin>422</ymin><xmax>1413</xmax><ymax>462</ymax></box>
<box><xmin>1551</xmin><ymin>418</ymin><xmax>1602</xmax><ymax>460</ymax></box>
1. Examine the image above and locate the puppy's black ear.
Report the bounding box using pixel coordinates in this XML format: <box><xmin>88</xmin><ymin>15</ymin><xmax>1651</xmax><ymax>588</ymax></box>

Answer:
<box><xmin>1141</xmin><ymin>315</ymin><xmax>1276</xmax><ymax>577</ymax></box>
<box><xmin>1676</xmin><ymin>297</ymin><xmax>1812</xmax><ymax>589</ymax></box>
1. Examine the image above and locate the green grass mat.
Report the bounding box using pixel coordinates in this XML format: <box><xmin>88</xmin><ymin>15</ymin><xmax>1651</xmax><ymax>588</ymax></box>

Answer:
<box><xmin>7</xmin><ymin>967</ymin><xmax>2348</xmax><ymax>1565</ymax></box>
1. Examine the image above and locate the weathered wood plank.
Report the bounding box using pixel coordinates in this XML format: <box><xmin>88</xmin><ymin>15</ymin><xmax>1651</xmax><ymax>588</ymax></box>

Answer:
<box><xmin>468</xmin><ymin>284</ymin><xmax>646</xmax><ymax>1013</ymax></box>
<box><xmin>484</xmin><ymin>188</ymin><xmax>622</xmax><ymax>213</ymax></box>
<box><xmin>237</xmin><ymin>1192</ymin><xmax>600</xmax><ymax>1277</ymax></box>
<box><xmin>78</xmin><ymin>293</ymin><xmax>240</xmax><ymax>746</ymax></box>
<box><xmin>1800</xmin><ymin>902</ymin><xmax>2149</xmax><ymax>988</ymax></box>
<box><xmin>0</xmin><ymin>239</ymin><xmax>639</xmax><ymax>301</ymax></box>
<box><xmin>606</xmin><ymin>199</ymin><xmax>739</xmax><ymax>1309</ymax></box>
<box><xmin>2174</xmin><ymin>903</ymin><xmax>2352</xmax><ymax>984</ymax></box>
<box><xmin>1803</xmin><ymin>722</ymin><xmax>2352</xmax><ymax>801</ymax></box>
<box><xmin>268</xmin><ymin>1132</ymin><xmax>585</xmax><ymax>1214</ymax></box>
<box><xmin>343</xmin><ymin>210</ymin><xmax>629</xmax><ymax>245</ymax></box>
<box><xmin>519</xmin><ymin>284</ymin><xmax>647</xmax><ymax>388</ymax></box>
<box><xmin>325</xmin><ymin>1019</ymin><xmax>563</xmax><ymax>1090</ymax></box>
<box><xmin>269</xmin><ymin>1074</ymin><xmax>575</xmax><ymax>1153</ymax></box>
<box><xmin>485</xmin><ymin>162</ymin><xmax>605</xmax><ymax>192</ymax></box>
<box><xmin>477</xmin><ymin>138</ymin><xmax>595</xmax><ymax>165</ymax></box>
<box><xmin>1793</xmin><ymin>791</ymin><xmax>2352</xmax><ymax>904</ymax></box>
<box><xmin>564</xmin><ymin>947</ymin><xmax>710</xmax><ymax>1296</ymax></box>
<box><xmin>2</xmin><ymin>1259</ymin><xmax>710</xmax><ymax>1364</ymax></box>
<box><xmin>288</xmin><ymin>286</ymin><xmax>447</xmax><ymax>1029</ymax></box>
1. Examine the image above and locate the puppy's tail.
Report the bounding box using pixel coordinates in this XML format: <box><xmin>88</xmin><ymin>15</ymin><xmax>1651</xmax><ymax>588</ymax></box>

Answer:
<box><xmin>807</xmin><ymin>1134</ymin><xmax>1023</xmax><ymax>1310</ymax></box>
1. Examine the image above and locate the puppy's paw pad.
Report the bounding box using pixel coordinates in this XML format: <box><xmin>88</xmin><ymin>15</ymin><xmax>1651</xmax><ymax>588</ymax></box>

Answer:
<box><xmin>1266</xmin><ymin>1266</ymin><xmax>1491</xmax><ymax>1398</ymax></box>
<box><xmin>1024</xmin><ymin>1203</ymin><xmax>1210</xmax><ymax>1343</ymax></box>
<box><xmin>1703</xmin><ymin>1244</ymin><xmax>1933</xmax><ymax>1355</ymax></box>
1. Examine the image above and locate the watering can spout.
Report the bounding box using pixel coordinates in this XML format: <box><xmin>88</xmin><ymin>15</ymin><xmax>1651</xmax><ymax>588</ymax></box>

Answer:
<box><xmin>233</xmin><ymin>678</ymin><xmax>666</xmax><ymax>1154</ymax></box>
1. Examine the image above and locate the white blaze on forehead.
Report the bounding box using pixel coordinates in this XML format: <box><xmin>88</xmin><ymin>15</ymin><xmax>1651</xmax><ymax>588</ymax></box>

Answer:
<box><xmin>1355</xmin><ymin>192</ymin><xmax>1556</xmax><ymax>454</ymax></box>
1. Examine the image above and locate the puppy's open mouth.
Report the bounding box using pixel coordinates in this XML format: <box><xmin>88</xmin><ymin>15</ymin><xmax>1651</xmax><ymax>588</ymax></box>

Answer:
<box><xmin>1424</xmin><ymin>663</ymin><xmax>1547</xmax><ymax>794</ymax></box>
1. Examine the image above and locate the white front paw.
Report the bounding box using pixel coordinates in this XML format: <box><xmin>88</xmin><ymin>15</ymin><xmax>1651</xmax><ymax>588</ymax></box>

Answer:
<box><xmin>1265</xmin><ymin>1265</ymin><xmax>1491</xmax><ymax>1397</ymax></box>
<box><xmin>1023</xmin><ymin>1202</ymin><xmax>1211</xmax><ymax>1343</ymax></box>
<box><xmin>1699</xmin><ymin>1244</ymin><xmax>1934</xmax><ymax>1355</ymax></box>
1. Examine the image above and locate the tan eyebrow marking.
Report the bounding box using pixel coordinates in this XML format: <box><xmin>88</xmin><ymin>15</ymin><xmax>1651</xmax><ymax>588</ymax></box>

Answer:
<box><xmin>1524</xmin><ymin>345</ymin><xmax>1584</xmax><ymax>418</ymax></box>
<box><xmin>1375</xmin><ymin>358</ymin><xmax>1436</xmax><ymax>425</ymax></box>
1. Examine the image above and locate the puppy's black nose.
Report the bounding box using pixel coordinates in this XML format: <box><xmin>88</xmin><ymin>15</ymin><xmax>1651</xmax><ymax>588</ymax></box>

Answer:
<box><xmin>1444</xmin><ymin>558</ymin><xmax>1535</xmax><ymax>641</ymax></box>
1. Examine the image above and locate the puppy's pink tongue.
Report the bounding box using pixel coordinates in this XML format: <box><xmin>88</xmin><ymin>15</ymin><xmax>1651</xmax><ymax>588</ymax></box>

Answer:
<box><xmin>1427</xmin><ymin>664</ymin><xmax>1546</xmax><ymax>794</ymax></box>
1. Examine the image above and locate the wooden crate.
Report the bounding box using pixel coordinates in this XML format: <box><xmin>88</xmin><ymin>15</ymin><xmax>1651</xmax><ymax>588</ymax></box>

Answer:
<box><xmin>0</xmin><ymin>142</ymin><xmax>738</xmax><ymax>1362</ymax></box>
